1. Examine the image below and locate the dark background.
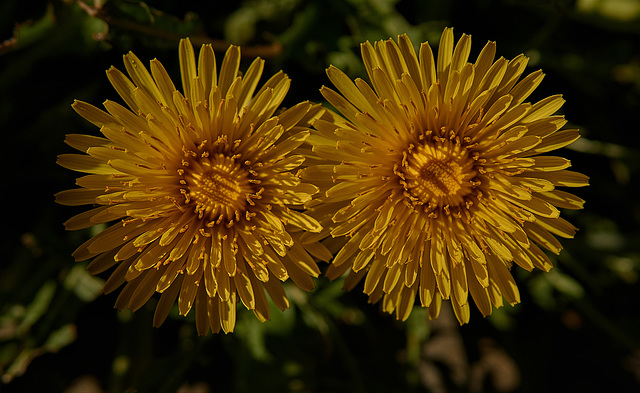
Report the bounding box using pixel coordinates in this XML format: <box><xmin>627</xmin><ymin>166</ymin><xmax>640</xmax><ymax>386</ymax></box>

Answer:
<box><xmin>1</xmin><ymin>0</ymin><xmax>639</xmax><ymax>392</ymax></box>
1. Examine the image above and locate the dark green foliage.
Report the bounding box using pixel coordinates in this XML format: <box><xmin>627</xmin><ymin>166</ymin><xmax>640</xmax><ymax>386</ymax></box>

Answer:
<box><xmin>1</xmin><ymin>0</ymin><xmax>639</xmax><ymax>392</ymax></box>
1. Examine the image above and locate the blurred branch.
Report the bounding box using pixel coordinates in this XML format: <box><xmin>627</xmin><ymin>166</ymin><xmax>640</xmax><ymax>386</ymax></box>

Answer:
<box><xmin>76</xmin><ymin>0</ymin><xmax>283</xmax><ymax>58</ymax></box>
<box><xmin>0</xmin><ymin>3</ymin><xmax>55</xmax><ymax>55</ymax></box>
<box><xmin>0</xmin><ymin>35</ymin><xmax>18</xmax><ymax>55</ymax></box>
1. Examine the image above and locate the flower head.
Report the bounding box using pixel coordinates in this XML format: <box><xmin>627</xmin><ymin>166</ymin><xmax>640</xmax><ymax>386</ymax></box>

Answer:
<box><xmin>303</xmin><ymin>28</ymin><xmax>588</xmax><ymax>324</ymax></box>
<box><xmin>56</xmin><ymin>39</ymin><xmax>330</xmax><ymax>334</ymax></box>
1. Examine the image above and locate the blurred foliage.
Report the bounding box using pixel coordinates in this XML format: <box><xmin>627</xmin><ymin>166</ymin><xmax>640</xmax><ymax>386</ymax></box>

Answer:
<box><xmin>1</xmin><ymin>0</ymin><xmax>640</xmax><ymax>392</ymax></box>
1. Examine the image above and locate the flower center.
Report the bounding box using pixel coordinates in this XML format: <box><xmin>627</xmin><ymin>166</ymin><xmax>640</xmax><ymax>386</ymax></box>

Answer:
<box><xmin>183</xmin><ymin>154</ymin><xmax>253</xmax><ymax>222</ymax></box>
<box><xmin>400</xmin><ymin>141</ymin><xmax>479</xmax><ymax>211</ymax></box>
<box><xmin>415</xmin><ymin>159</ymin><xmax>464</xmax><ymax>198</ymax></box>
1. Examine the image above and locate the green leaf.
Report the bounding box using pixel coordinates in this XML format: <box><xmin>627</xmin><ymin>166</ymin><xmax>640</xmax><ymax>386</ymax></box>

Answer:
<box><xmin>63</xmin><ymin>264</ymin><xmax>104</xmax><ymax>303</ymax></box>
<box><xmin>16</xmin><ymin>281</ymin><xmax>56</xmax><ymax>337</ymax></box>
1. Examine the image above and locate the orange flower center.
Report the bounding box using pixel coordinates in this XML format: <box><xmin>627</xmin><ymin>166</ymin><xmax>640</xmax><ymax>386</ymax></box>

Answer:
<box><xmin>414</xmin><ymin>159</ymin><xmax>464</xmax><ymax>198</ymax></box>
<box><xmin>400</xmin><ymin>140</ymin><xmax>479</xmax><ymax>212</ymax></box>
<box><xmin>183</xmin><ymin>154</ymin><xmax>253</xmax><ymax>222</ymax></box>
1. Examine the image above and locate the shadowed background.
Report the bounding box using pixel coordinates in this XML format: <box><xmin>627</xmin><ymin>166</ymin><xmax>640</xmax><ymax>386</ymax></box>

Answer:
<box><xmin>1</xmin><ymin>0</ymin><xmax>639</xmax><ymax>392</ymax></box>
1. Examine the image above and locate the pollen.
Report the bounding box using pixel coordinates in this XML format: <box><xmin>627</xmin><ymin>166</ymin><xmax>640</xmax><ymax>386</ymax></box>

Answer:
<box><xmin>417</xmin><ymin>159</ymin><xmax>464</xmax><ymax>197</ymax></box>
<box><xmin>401</xmin><ymin>141</ymin><xmax>478</xmax><ymax>208</ymax></box>
<box><xmin>183</xmin><ymin>154</ymin><xmax>253</xmax><ymax>221</ymax></box>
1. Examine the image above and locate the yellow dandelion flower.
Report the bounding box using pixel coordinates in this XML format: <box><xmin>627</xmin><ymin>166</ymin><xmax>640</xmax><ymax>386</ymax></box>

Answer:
<box><xmin>302</xmin><ymin>28</ymin><xmax>588</xmax><ymax>324</ymax></box>
<box><xmin>56</xmin><ymin>39</ymin><xmax>330</xmax><ymax>334</ymax></box>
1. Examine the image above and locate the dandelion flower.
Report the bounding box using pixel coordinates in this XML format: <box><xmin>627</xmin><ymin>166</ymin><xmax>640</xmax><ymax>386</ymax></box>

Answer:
<box><xmin>303</xmin><ymin>28</ymin><xmax>588</xmax><ymax>324</ymax></box>
<box><xmin>56</xmin><ymin>39</ymin><xmax>330</xmax><ymax>334</ymax></box>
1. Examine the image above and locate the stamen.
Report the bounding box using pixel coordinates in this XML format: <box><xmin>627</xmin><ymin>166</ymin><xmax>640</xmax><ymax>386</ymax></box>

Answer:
<box><xmin>400</xmin><ymin>137</ymin><xmax>482</xmax><ymax>211</ymax></box>
<box><xmin>181</xmin><ymin>153</ymin><xmax>255</xmax><ymax>223</ymax></box>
